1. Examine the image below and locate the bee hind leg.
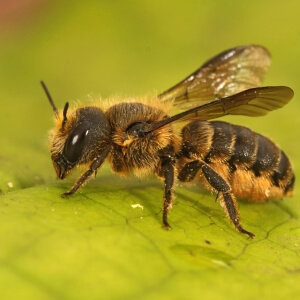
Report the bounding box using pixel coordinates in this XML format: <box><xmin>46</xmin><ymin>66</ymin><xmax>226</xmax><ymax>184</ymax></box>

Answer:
<box><xmin>201</xmin><ymin>163</ymin><xmax>255</xmax><ymax>238</ymax></box>
<box><xmin>220</xmin><ymin>192</ymin><xmax>255</xmax><ymax>238</ymax></box>
<box><xmin>178</xmin><ymin>160</ymin><xmax>255</xmax><ymax>238</ymax></box>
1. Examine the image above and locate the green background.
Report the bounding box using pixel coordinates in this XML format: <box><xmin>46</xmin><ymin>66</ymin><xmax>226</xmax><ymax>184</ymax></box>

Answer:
<box><xmin>0</xmin><ymin>1</ymin><xmax>300</xmax><ymax>299</ymax></box>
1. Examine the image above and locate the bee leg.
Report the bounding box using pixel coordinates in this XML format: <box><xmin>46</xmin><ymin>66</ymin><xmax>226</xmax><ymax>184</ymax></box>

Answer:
<box><xmin>200</xmin><ymin>163</ymin><xmax>255</xmax><ymax>238</ymax></box>
<box><xmin>221</xmin><ymin>192</ymin><xmax>255</xmax><ymax>238</ymax></box>
<box><xmin>61</xmin><ymin>146</ymin><xmax>110</xmax><ymax>197</ymax></box>
<box><xmin>178</xmin><ymin>160</ymin><xmax>254</xmax><ymax>237</ymax></box>
<box><xmin>158</xmin><ymin>155</ymin><xmax>176</xmax><ymax>230</ymax></box>
<box><xmin>177</xmin><ymin>160</ymin><xmax>202</xmax><ymax>182</ymax></box>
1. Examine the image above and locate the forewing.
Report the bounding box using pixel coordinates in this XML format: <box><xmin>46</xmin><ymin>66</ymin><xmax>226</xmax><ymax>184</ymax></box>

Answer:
<box><xmin>149</xmin><ymin>86</ymin><xmax>293</xmax><ymax>131</ymax></box>
<box><xmin>158</xmin><ymin>45</ymin><xmax>271</xmax><ymax>109</ymax></box>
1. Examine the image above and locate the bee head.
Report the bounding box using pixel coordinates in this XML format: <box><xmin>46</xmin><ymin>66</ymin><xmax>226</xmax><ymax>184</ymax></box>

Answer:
<box><xmin>41</xmin><ymin>82</ymin><xmax>111</xmax><ymax>179</ymax></box>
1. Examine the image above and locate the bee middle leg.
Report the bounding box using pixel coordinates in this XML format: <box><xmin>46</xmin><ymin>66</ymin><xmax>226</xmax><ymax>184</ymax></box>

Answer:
<box><xmin>157</xmin><ymin>155</ymin><xmax>176</xmax><ymax>230</ymax></box>
<box><xmin>178</xmin><ymin>160</ymin><xmax>255</xmax><ymax>238</ymax></box>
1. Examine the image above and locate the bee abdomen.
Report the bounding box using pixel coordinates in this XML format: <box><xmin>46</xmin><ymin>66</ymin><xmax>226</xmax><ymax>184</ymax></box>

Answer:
<box><xmin>179</xmin><ymin>120</ymin><xmax>294</xmax><ymax>200</ymax></box>
<box><xmin>180</xmin><ymin>121</ymin><xmax>258</xmax><ymax>166</ymax></box>
<box><xmin>204</xmin><ymin>121</ymin><xmax>235</xmax><ymax>162</ymax></box>
<box><xmin>229</xmin><ymin>125</ymin><xmax>257</xmax><ymax>167</ymax></box>
<box><xmin>250</xmin><ymin>134</ymin><xmax>280</xmax><ymax>176</ymax></box>
<box><xmin>271</xmin><ymin>151</ymin><xmax>295</xmax><ymax>192</ymax></box>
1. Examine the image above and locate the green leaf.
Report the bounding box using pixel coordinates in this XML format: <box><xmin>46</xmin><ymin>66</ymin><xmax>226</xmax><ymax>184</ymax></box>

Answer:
<box><xmin>1</xmin><ymin>1</ymin><xmax>300</xmax><ymax>299</ymax></box>
<box><xmin>1</xmin><ymin>173</ymin><xmax>300</xmax><ymax>299</ymax></box>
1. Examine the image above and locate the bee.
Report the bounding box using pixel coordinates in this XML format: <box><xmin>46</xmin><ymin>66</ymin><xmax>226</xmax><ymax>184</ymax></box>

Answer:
<box><xmin>42</xmin><ymin>45</ymin><xmax>295</xmax><ymax>238</ymax></box>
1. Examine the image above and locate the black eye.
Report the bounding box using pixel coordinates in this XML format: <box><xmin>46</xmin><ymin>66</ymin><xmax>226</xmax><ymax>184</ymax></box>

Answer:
<box><xmin>63</xmin><ymin>122</ymin><xmax>90</xmax><ymax>163</ymax></box>
<box><xmin>126</xmin><ymin>122</ymin><xmax>148</xmax><ymax>138</ymax></box>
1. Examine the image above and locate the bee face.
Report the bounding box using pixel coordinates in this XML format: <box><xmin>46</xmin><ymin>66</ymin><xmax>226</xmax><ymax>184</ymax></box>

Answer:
<box><xmin>50</xmin><ymin>106</ymin><xmax>111</xmax><ymax>179</ymax></box>
<box><xmin>42</xmin><ymin>44</ymin><xmax>295</xmax><ymax>238</ymax></box>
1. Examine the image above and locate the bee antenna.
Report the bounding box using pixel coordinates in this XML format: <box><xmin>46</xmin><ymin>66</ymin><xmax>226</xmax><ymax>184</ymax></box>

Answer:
<box><xmin>41</xmin><ymin>81</ymin><xmax>59</xmax><ymax>118</ymax></box>
<box><xmin>62</xmin><ymin>102</ymin><xmax>69</xmax><ymax>129</ymax></box>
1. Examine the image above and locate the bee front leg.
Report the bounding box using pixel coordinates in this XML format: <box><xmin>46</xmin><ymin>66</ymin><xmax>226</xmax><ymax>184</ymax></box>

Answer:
<box><xmin>157</xmin><ymin>155</ymin><xmax>176</xmax><ymax>230</ymax></box>
<box><xmin>61</xmin><ymin>146</ymin><xmax>111</xmax><ymax>197</ymax></box>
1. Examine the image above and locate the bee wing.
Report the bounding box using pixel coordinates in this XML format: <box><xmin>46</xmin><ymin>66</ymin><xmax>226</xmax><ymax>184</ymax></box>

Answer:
<box><xmin>158</xmin><ymin>45</ymin><xmax>271</xmax><ymax>109</ymax></box>
<box><xmin>149</xmin><ymin>86</ymin><xmax>293</xmax><ymax>131</ymax></box>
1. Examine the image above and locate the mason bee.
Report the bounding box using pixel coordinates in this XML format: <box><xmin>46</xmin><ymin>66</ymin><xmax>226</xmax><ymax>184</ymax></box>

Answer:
<box><xmin>42</xmin><ymin>45</ymin><xmax>295</xmax><ymax>238</ymax></box>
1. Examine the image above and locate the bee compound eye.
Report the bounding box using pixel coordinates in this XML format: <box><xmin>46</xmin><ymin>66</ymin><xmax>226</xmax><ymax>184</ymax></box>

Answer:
<box><xmin>126</xmin><ymin>122</ymin><xmax>148</xmax><ymax>138</ymax></box>
<box><xmin>63</xmin><ymin>122</ymin><xmax>90</xmax><ymax>163</ymax></box>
